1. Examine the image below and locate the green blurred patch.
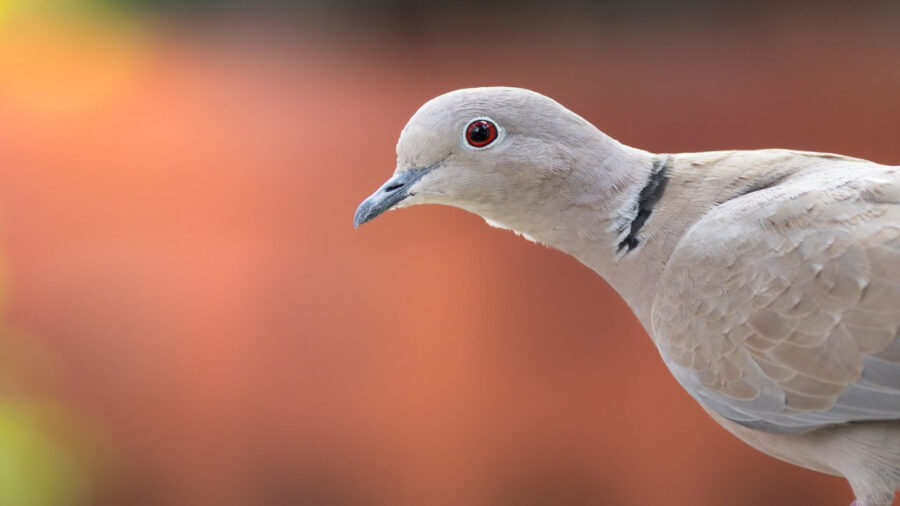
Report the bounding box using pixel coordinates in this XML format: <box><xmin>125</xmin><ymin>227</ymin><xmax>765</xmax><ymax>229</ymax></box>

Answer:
<box><xmin>0</xmin><ymin>400</ymin><xmax>89</xmax><ymax>506</ymax></box>
<box><xmin>0</xmin><ymin>230</ymin><xmax>96</xmax><ymax>506</ymax></box>
<box><xmin>0</xmin><ymin>0</ymin><xmax>202</xmax><ymax>20</ymax></box>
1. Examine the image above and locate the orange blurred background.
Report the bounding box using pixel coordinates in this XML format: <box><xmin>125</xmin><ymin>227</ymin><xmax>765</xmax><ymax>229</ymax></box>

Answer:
<box><xmin>1</xmin><ymin>1</ymin><xmax>899</xmax><ymax>504</ymax></box>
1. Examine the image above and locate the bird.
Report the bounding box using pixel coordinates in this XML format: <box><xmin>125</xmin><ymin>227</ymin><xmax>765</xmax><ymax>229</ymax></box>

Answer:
<box><xmin>353</xmin><ymin>87</ymin><xmax>900</xmax><ymax>506</ymax></box>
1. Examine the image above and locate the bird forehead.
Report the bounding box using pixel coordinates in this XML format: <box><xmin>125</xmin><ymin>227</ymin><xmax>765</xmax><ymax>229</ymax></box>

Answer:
<box><xmin>408</xmin><ymin>87</ymin><xmax>540</xmax><ymax>127</ymax></box>
<box><xmin>396</xmin><ymin>123</ymin><xmax>454</xmax><ymax>169</ymax></box>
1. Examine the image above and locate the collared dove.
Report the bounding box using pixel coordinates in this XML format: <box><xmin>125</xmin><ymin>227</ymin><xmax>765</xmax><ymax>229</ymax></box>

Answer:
<box><xmin>353</xmin><ymin>87</ymin><xmax>900</xmax><ymax>506</ymax></box>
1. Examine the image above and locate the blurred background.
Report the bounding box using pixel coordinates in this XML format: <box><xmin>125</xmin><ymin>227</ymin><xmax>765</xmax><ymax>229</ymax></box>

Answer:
<box><xmin>1</xmin><ymin>0</ymin><xmax>899</xmax><ymax>504</ymax></box>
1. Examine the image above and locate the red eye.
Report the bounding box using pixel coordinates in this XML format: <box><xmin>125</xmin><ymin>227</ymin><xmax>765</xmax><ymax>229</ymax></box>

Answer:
<box><xmin>465</xmin><ymin>119</ymin><xmax>498</xmax><ymax>148</ymax></box>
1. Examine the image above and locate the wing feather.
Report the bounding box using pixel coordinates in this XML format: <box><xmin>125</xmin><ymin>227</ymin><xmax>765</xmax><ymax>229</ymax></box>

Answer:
<box><xmin>652</xmin><ymin>161</ymin><xmax>900</xmax><ymax>433</ymax></box>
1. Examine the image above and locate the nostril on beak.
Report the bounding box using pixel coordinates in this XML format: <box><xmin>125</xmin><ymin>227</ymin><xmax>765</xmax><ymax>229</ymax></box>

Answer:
<box><xmin>385</xmin><ymin>182</ymin><xmax>405</xmax><ymax>192</ymax></box>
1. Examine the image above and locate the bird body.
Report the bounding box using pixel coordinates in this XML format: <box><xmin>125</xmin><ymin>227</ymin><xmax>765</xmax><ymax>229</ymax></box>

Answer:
<box><xmin>354</xmin><ymin>87</ymin><xmax>900</xmax><ymax>505</ymax></box>
<box><xmin>652</xmin><ymin>151</ymin><xmax>900</xmax><ymax>505</ymax></box>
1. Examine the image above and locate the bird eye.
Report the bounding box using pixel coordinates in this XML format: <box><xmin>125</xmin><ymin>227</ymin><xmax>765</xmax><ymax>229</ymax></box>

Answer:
<box><xmin>465</xmin><ymin>119</ymin><xmax>499</xmax><ymax>148</ymax></box>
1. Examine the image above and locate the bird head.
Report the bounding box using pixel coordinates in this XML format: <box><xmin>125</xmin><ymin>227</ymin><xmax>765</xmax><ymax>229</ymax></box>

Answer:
<box><xmin>353</xmin><ymin>87</ymin><xmax>610</xmax><ymax>229</ymax></box>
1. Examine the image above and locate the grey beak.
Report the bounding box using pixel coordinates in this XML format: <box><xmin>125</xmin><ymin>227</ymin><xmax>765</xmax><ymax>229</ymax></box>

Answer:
<box><xmin>353</xmin><ymin>166</ymin><xmax>434</xmax><ymax>227</ymax></box>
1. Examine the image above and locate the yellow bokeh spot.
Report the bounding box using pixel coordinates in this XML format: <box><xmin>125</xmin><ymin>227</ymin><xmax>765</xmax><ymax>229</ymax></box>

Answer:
<box><xmin>0</xmin><ymin>6</ymin><xmax>151</xmax><ymax>116</ymax></box>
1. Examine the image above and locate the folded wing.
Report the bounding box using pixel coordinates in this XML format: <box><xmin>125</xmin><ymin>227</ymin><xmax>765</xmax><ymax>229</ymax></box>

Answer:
<box><xmin>653</xmin><ymin>160</ymin><xmax>900</xmax><ymax>433</ymax></box>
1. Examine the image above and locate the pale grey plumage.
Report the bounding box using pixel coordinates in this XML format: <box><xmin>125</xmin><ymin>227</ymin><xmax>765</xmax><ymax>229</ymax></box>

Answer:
<box><xmin>654</xmin><ymin>158</ymin><xmax>900</xmax><ymax>434</ymax></box>
<box><xmin>355</xmin><ymin>87</ymin><xmax>900</xmax><ymax>505</ymax></box>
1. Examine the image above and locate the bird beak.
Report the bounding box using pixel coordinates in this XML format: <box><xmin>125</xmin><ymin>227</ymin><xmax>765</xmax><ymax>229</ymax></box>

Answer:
<box><xmin>353</xmin><ymin>166</ymin><xmax>433</xmax><ymax>228</ymax></box>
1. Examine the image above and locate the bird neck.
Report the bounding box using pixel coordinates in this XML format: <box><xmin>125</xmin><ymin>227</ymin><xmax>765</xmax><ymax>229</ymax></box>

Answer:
<box><xmin>485</xmin><ymin>145</ymin><xmax>821</xmax><ymax>330</ymax></box>
<box><xmin>484</xmin><ymin>141</ymin><xmax>700</xmax><ymax>330</ymax></box>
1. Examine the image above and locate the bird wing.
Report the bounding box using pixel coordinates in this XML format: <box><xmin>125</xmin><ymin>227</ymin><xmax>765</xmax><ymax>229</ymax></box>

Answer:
<box><xmin>651</xmin><ymin>159</ymin><xmax>900</xmax><ymax>434</ymax></box>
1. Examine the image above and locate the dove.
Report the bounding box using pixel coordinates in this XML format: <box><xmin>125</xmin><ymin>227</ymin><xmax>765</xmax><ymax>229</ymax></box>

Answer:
<box><xmin>353</xmin><ymin>87</ymin><xmax>900</xmax><ymax>506</ymax></box>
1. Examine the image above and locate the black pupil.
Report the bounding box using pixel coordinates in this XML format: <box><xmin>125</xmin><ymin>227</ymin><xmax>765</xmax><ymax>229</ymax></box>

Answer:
<box><xmin>469</xmin><ymin>122</ymin><xmax>491</xmax><ymax>143</ymax></box>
